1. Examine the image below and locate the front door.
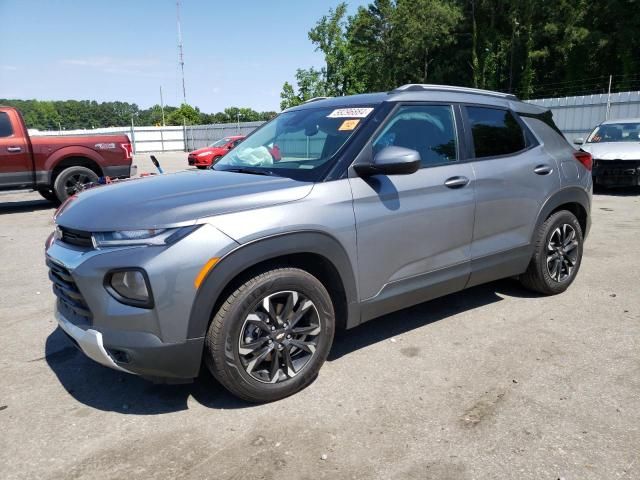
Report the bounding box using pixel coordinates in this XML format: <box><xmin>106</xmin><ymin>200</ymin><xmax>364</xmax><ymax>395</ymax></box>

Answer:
<box><xmin>0</xmin><ymin>110</ymin><xmax>31</xmax><ymax>189</ymax></box>
<box><xmin>349</xmin><ymin>104</ymin><xmax>476</xmax><ymax>322</ymax></box>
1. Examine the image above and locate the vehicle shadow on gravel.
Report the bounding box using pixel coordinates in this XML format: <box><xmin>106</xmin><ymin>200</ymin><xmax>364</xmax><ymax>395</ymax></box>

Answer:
<box><xmin>0</xmin><ymin>199</ymin><xmax>55</xmax><ymax>214</ymax></box>
<box><xmin>44</xmin><ymin>328</ymin><xmax>252</xmax><ymax>414</ymax></box>
<box><xmin>44</xmin><ymin>278</ymin><xmax>538</xmax><ymax>414</ymax></box>
<box><xmin>329</xmin><ymin>278</ymin><xmax>538</xmax><ymax>360</ymax></box>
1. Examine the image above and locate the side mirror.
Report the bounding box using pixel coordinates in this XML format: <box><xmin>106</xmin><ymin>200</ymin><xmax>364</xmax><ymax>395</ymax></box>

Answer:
<box><xmin>354</xmin><ymin>146</ymin><xmax>421</xmax><ymax>176</ymax></box>
<box><xmin>227</xmin><ymin>145</ymin><xmax>233</xmax><ymax>149</ymax></box>
<box><xmin>573</xmin><ymin>137</ymin><xmax>584</xmax><ymax>145</ymax></box>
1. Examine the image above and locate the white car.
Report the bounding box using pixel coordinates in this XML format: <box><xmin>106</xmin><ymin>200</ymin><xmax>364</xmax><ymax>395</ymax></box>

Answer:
<box><xmin>576</xmin><ymin>118</ymin><xmax>640</xmax><ymax>187</ymax></box>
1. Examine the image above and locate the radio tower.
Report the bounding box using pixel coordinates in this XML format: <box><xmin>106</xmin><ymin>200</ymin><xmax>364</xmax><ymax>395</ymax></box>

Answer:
<box><xmin>176</xmin><ymin>0</ymin><xmax>187</xmax><ymax>105</ymax></box>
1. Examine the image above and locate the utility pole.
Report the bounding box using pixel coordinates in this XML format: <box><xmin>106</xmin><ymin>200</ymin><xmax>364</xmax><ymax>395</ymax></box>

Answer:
<box><xmin>159</xmin><ymin>85</ymin><xmax>166</xmax><ymax>126</ymax></box>
<box><xmin>605</xmin><ymin>75</ymin><xmax>613</xmax><ymax>120</ymax></box>
<box><xmin>508</xmin><ymin>18</ymin><xmax>519</xmax><ymax>93</ymax></box>
<box><xmin>177</xmin><ymin>0</ymin><xmax>187</xmax><ymax>105</ymax></box>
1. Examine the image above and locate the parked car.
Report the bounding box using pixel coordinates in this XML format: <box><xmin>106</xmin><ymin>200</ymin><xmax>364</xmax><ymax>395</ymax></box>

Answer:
<box><xmin>574</xmin><ymin>119</ymin><xmax>640</xmax><ymax>187</ymax></box>
<box><xmin>187</xmin><ymin>135</ymin><xmax>245</xmax><ymax>169</ymax></box>
<box><xmin>0</xmin><ymin>106</ymin><xmax>135</xmax><ymax>203</ymax></box>
<box><xmin>46</xmin><ymin>84</ymin><xmax>592</xmax><ymax>402</ymax></box>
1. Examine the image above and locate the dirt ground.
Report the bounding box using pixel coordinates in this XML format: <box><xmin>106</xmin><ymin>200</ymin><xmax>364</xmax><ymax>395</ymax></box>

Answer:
<box><xmin>1</xmin><ymin>152</ymin><xmax>639</xmax><ymax>479</ymax></box>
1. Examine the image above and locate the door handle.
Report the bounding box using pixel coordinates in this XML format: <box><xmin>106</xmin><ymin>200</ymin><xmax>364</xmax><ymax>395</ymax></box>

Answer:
<box><xmin>534</xmin><ymin>164</ymin><xmax>553</xmax><ymax>175</ymax></box>
<box><xmin>7</xmin><ymin>146</ymin><xmax>22</xmax><ymax>153</ymax></box>
<box><xmin>444</xmin><ymin>176</ymin><xmax>470</xmax><ymax>189</ymax></box>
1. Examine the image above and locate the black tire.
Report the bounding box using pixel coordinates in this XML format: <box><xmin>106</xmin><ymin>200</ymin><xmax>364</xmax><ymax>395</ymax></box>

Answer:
<box><xmin>211</xmin><ymin>155</ymin><xmax>222</xmax><ymax>166</ymax></box>
<box><xmin>53</xmin><ymin>166</ymin><xmax>99</xmax><ymax>203</ymax></box>
<box><xmin>520</xmin><ymin>210</ymin><xmax>584</xmax><ymax>295</ymax></box>
<box><xmin>196</xmin><ymin>165</ymin><xmax>208</xmax><ymax>170</ymax></box>
<box><xmin>205</xmin><ymin>268</ymin><xmax>335</xmax><ymax>403</ymax></box>
<box><xmin>37</xmin><ymin>188</ymin><xmax>59</xmax><ymax>204</ymax></box>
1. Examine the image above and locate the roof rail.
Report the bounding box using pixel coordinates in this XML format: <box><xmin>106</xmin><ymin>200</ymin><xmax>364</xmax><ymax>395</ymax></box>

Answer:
<box><xmin>303</xmin><ymin>96</ymin><xmax>332</xmax><ymax>104</ymax></box>
<box><xmin>390</xmin><ymin>84</ymin><xmax>518</xmax><ymax>100</ymax></box>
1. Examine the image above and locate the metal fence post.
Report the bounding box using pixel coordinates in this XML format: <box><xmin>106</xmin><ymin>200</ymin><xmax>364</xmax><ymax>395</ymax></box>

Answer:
<box><xmin>130</xmin><ymin>117</ymin><xmax>137</xmax><ymax>154</ymax></box>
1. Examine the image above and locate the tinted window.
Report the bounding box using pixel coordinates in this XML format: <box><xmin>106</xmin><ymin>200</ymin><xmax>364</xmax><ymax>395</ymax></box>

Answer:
<box><xmin>0</xmin><ymin>112</ymin><xmax>13</xmax><ymax>137</ymax></box>
<box><xmin>467</xmin><ymin>107</ymin><xmax>525</xmax><ymax>158</ymax></box>
<box><xmin>373</xmin><ymin>105</ymin><xmax>457</xmax><ymax>167</ymax></box>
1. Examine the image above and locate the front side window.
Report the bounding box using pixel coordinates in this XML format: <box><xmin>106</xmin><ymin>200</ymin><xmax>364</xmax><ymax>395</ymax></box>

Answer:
<box><xmin>466</xmin><ymin>106</ymin><xmax>526</xmax><ymax>158</ymax></box>
<box><xmin>214</xmin><ymin>106</ymin><xmax>371</xmax><ymax>180</ymax></box>
<box><xmin>0</xmin><ymin>112</ymin><xmax>13</xmax><ymax>138</ymax></box>
<box><xmin>587</xmin><ymin>123</ymin><xmax>640</xmax><ymax>143</ymax></box>
<box><xmin>372</xmin><ymin>105</ymin><xmax>458</xmax><ymax>167</ymax></box>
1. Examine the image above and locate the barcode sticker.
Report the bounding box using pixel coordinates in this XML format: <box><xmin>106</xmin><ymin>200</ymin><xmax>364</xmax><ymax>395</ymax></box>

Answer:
<box><xmin>327</xmin><ymin>107</ymin><xmax>374</xmax><ymax>118</ymax></box>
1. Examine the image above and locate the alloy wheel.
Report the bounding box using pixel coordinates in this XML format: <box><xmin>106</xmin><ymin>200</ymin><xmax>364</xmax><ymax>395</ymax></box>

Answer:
<box><xmin>238</xmin><ymin>290</ymin><xmax>321</xmax><ymax>384</ymax></box>
<box><xmin>546</xmin><ymin>223</ymin><xmax>579</xmax><ymax>282</ymax></box>
<box><xmin>65</xmin><ymin>173</ymin><xmax>91</xmax><ymax>195</ymax></box>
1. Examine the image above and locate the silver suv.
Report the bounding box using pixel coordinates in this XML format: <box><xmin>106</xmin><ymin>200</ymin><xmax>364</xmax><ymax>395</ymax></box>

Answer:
<box><xmin>46</xmin><ymin>85</ymin><xmax>592</xmax><ymax>402</ymax></box>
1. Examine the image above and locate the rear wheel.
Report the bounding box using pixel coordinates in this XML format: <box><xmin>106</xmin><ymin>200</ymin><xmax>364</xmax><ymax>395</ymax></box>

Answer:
<box><xmin>204</xmin><ymin>268</ymin><xmax>335</xmax><ymax>402</ymax></box>
<box><xmin>520</xmin><ymin>210</ymin><xmax>584</xmax><ymax>295</ymax></box>
<box><xmin>53</xmin><ymin>166</ymin><xmax>99</xmax><ymax>203</ymax></box>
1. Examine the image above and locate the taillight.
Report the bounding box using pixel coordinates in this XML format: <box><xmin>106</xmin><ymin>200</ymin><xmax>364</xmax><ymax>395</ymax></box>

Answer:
<box><xmin>574</xmin><ymin>150</ymin><xmax>592</xmax><ymax>171</ymax></box>
<box><xmin>121</xmin><ymin>142</ymin><xmax>133</xmax><ymax>161</ymax></box>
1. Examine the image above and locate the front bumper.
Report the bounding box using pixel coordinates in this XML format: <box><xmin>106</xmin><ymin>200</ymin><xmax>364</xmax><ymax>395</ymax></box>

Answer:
<box><xmin>593</xmin><ymin>160</ymin><xmax>640</xmax><ymax>186</ymax></box>
<box><xmin>46</xmin><ymin>223</ymin><xmax>238</xmax><ymax>379</ymax></box>
<box><xmin>188</xmin><ymin>155</ymin><xmax>210</xmax><ymax>166</ymax></box>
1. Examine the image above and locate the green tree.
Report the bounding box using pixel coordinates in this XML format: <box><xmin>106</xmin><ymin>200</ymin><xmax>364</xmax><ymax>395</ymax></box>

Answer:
<box><xmin>280</xmin><ymin>68</ymin><xmax>328</xmax><ymax>110</ymax></box>
<box><xmin>166</xmin><ymin>103</ymin><xmax>201</xmax><ymax>125</ymax></box>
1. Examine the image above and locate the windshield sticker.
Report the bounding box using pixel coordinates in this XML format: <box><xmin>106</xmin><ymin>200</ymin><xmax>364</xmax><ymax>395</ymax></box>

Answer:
<box><xmin>328</xmin><ymin>107</ymin><xmax>374</xmax><ymax>118</ymax></box>
<box><xmin>338</xmin><ymin>119</ymin><xmax>361</xmax><ymax>131</ymax></box>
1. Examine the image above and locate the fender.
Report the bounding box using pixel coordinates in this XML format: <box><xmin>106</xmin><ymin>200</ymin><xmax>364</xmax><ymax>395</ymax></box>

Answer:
<box><xmin>533</xmin><ymin>186</ymin><xmax>591</xmax><ymax>242</ymax></box>
<box><xmin>186</xmin><ymin>230</ymin><xmax>360</xmax><ymax>339</ymax></box>
<box><xmin>43</xmin><ymin>146</ymin><xmax>105</xmax><ymax>183</ymax></box>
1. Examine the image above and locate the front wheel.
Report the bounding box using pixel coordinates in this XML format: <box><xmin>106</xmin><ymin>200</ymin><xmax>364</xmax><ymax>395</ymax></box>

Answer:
<box><xmin>204</xmin><ymin>268</ymin><xmax>335</xmax><ymax>402</ymax></box>
<box><xmin>210</xmin><ymin>155</ymin><xmax>222</xmax><ymax>166</ymax></box>
<box><xmin>520</xmin><ymin>210</ymin><xmax>584</xmax><ymax>295</ymax></box>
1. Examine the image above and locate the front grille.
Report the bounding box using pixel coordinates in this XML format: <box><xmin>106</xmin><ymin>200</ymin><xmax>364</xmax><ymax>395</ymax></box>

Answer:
<box><xmin>47</xmin><ymin>258</ymin><xmax>92</xmax><ymax>326</ymax></box>
<box><xmin>593</xmin><ymin>159</ymin><xmax>640</xmax><ymax>176</ymax></box>
<box><xmin>59</xmin><ymin>226</ymin><xmax>93</xmax><ymax>248</ymax></box>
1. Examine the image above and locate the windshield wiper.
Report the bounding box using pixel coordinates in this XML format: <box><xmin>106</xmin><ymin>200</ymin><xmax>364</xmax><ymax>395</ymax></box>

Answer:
<box><xmin>216</xmin><ymin>167</ymin><xmax>278</xmax><ymax>177</ymax></box>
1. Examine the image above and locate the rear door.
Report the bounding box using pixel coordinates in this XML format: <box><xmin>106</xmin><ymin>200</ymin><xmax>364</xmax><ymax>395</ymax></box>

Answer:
<box><xmin>349</xmin><ymin>104</ymin><xmax>476</xmax><ymax>320</ymax></box>
<box><xmin>0</xmin><ymin>109</ymin><xmax>31</xmax><ymax>189</ymax></box>
<box><xmin>463</xmin><ymin>105</ymin><xmax>561</xmax><ymax>286</ymax></box>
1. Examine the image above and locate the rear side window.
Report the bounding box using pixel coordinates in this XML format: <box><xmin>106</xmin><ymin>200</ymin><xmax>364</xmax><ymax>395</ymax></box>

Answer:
<box><xmin>466</xmin><ymin>106</ymin><xmax>525</xmax><ymax>158</ymax></box>
<box><xmin>0</xmin><ymin>112</ymin><xmax>13</xmax><ymax>137</ymax></box>
<box><xmin>373</xmin><ymin>105</ymin><xmax>458</xmax><ymax>167</ymax></box>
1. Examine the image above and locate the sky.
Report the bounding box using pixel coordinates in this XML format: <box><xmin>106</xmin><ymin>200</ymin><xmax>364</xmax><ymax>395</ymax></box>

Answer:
<box><xmin>0</xmin><ymin>0</ymin><xmax>369</xmax><ymax>113</ymax></box>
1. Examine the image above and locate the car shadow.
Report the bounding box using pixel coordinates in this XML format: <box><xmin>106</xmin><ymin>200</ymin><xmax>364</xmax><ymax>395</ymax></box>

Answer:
<box><xmin>593</xmin><ymin>185</ymin><xmax>640</xmax><ymax>196</ymax></box>
<box><xmin>44</xmin><ymin>278</ymin><xmax>537</xmax><ymax>414</ymax></box>
<box><xmin>0</xmin><ymin>198</ymin><xmax>55</xmax><ymax>215</ymax></box>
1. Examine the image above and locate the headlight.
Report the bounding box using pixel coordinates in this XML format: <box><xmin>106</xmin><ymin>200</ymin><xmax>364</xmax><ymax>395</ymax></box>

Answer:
<box><xmin>197</xmin><ymin>151</ymin><xmax>211</xmax><ymax>157</ymax></box>
<box><xmin>92</xmin><ymin>225</ymin><xmax>200</xmax><ymax>247</ymax></box>
<box><xmin>106</xmin><ymin>269</ymin><xmax>153</xmax><ymax>308</ymax></box>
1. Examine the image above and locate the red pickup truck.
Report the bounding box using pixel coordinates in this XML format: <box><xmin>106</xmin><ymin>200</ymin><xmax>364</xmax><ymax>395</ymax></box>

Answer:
<box><xmin>0</xmin><ymin>106</ymin><xmax>136</xmax><ymax>203</ymax></box>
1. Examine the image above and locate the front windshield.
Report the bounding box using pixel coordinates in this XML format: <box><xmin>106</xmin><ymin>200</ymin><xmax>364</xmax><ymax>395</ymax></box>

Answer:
<box><xmin>209</xmin><ymin>137</ymin><xmax>233</xmax><ymax>148</ymax></box>
<box><xmin>213</xmin><ymin>106</ymin><xmax>373</xmax><ymax>180</ymax></box>
<box><xmin>587</xmin><ymin>123</ymin><xmax>640</xmax><ymax>143</ymax></box>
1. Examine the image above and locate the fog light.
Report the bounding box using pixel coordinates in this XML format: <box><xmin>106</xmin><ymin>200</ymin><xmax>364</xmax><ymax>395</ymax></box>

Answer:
<box><xmin>106</xmin><ymin>269</ymin><xmax>153</xmax><ymax>308</ymax></box>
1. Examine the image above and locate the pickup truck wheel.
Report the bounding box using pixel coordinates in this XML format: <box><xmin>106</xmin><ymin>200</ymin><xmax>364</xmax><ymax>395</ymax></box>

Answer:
<box><xmin>204</xmin><ymin>268</ymin><xmax>335</xmax><ymax>403</ymax></box>
<box><xmin>53</xmin><ymin>166</ymin><xmax>99</xmax><ymax>202</ymax></box>
<box><xmin>37</xmin><ymin>188</ymin><xmax>58</xmax><ymax>203</ymax></box>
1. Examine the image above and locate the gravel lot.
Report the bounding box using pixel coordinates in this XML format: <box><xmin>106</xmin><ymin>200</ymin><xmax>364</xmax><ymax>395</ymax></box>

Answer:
<box><xmin>1</xmin><ymin>152</ymin><xmax>639</xmax><ymax>480</ymax></box>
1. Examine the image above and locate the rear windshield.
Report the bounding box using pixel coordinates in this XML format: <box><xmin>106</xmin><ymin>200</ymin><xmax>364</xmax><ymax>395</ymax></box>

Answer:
<box><xmin>587</xmin><ymin>123</ymin><xmax>640</xmax><ymax>143</ymax></box>
<box><xmin>213</xmin><ymin>106</ymin><xmax>373</xmax><ymax>181</ymax></box>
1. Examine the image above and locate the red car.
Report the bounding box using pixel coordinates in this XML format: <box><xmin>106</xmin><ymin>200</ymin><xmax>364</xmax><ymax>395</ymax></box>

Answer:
<box><xmin>187</xmin><ymin>135</ymin><xmax>245</xmax><ymax>169</ymax></box>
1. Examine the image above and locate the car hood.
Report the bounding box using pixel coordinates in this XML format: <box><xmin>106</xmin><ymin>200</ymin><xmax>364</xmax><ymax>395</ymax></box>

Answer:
<box><xmin>56</xmin><ymin>170</ymin><xmax>313</xmax><ymax>232</ymax></box>
<box><xmin>189</xmin><ymin>147</ymin><xmax>220</xmax><ymax>156</ymax></box>
<box><xmin>581</xmin><ymin>142</ymin><xmax>640</xmax><ymax>160</ymax></box>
